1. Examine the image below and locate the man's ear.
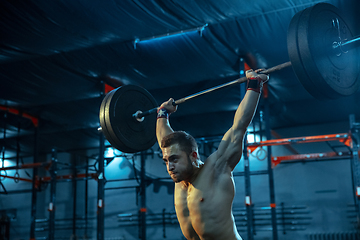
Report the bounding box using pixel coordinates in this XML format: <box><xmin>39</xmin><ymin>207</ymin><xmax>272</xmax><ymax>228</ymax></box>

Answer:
<box><xmin>190</xmin><ymin>151</ymin><xmax>198</xmax><ymax>161</ymax></box>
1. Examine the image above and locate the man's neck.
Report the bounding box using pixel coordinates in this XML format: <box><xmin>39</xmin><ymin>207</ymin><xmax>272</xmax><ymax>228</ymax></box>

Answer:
<box><xmin>181</xmin><ymin>164</ymin><xmax>203</xmax><ymax>187</ymax></box>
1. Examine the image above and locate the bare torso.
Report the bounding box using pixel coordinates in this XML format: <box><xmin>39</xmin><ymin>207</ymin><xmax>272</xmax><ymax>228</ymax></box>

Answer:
<box><xmin>174</xmin><ymin>153</ymin><xmax>242</xmax><ymax>240</ymax></box>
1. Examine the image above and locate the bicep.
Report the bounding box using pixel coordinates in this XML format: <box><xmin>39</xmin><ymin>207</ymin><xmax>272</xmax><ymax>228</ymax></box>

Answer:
<box><xmin>216</xmin><ymin>127</ymin><xmax>246</xmax><ymax>170</ymax></box>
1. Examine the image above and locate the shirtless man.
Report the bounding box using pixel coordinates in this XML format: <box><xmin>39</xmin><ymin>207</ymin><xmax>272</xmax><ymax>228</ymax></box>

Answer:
<box><xmin>156</xmin><ymin>69</ymin><xmax>269</xmax><ymax>240</ymax></box>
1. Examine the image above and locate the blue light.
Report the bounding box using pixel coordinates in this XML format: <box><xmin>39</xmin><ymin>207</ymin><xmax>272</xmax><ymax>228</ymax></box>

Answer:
<box><xmin>139</xmin><ymin>31</ymin><xmax>192</xmax><ymax>43</ymax></box>
<box><xmin>105</xmin><ymin>147</ymin><xmax>115</xmax><ymax>158</ymax></box>
<box><xmin>134</xmin><ymin>24</ymin><xmax>208</xmax><ymax>49</ymax></box>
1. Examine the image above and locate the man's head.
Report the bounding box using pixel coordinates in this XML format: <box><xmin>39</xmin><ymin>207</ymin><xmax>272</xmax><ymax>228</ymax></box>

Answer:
<box><xmin>161</xmin><ymin>131</ymin><xmax>201</xmax><ymax>183</ymax></box>
<box><xmin>161</xmin><ymin>131</ymin><xmax>198</xmax><ymax>156</ymax></box>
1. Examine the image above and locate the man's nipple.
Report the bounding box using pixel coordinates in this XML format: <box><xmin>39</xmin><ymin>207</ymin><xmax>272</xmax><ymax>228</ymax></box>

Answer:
<box><xmin>200</xmin><ymin>198</ymin><xmax>204</xmax><ymax>202</ymax></box>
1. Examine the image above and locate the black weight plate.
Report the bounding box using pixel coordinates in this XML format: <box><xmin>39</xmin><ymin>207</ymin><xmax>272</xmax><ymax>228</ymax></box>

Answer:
<box><xmin>287</xmin><ymin>7</ymin><xmax>328</xmax><ymax>99</ymax></box>
<box><xmin>100</xmin><ymin>89</ymin><xmax>129</xmax><ymax>152</ymax></box>
<box><xmin>102</xmin><ymin>86</ymin><xmax>155</xmax><ymax>153</ymax></box>
<box><xmin>104</xmin><ymin>85</ymin><xmax>158</xmax><ymax>153</ymax></box>
<box><xmin>298</xmin><ymin>3</ymin><xmax>360</xmax><ymax>99</ymax></box>
<box><xmin>103</xmin><ymin>88</ymin><xmax>138</xmax><ymax>152</ymax></box>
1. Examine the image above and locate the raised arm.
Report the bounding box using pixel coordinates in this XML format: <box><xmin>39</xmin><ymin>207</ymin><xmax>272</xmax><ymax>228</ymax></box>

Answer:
<box><xmin>216</xmin><ymin>69</ymin><xmax>269</xmax><ymax>170</ymax></box>
<box><xmin>156</xmin><ymin>98</ymin><xmax>178</xmax><ymax>147</ymax></box>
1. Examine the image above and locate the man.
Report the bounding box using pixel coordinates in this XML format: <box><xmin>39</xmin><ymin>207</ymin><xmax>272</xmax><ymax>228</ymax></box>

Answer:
<box><xmin>156</xmin><ymin>69</ymin><xmax>269</xmax><ymax>240</ymax></box>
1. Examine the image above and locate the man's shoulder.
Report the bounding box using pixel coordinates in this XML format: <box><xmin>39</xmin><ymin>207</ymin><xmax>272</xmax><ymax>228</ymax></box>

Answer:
<box><xmin>203</xmin><ymin>151</ymin><xmax>218</xmax><ymax>165</ymax></box>
<box><xmin>198</xmin><ymin>153</ymin><xmax>231</xmax><ymax>176</ymax></box>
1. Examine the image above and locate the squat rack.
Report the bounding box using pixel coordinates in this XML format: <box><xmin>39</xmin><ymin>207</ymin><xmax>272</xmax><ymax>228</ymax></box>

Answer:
<box><xmin>0</xmin><ymin>106</ymin><xmax>104</xmax><ymax>240</ymax></box>
<box><xmin>244</xmin><ymin>111</ymin><xmax>360</xmax><ymax>239</ymax></box>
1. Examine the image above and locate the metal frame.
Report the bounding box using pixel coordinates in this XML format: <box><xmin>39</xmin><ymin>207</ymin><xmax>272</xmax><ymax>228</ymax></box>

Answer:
<box><xmin>349</xmin><ymin>115</ymin><xmax>360</xmax><ymax>226</ymax></box>
<box><xmin>30</xmin><ymin>127</ymin><xmax>39</xmax><ymax>240</ymax></box>
<box><xmin>248</xmin><ymin>132</ymin><xmax>352</xmax><ymax>167</ymax></box>
<box><xmin>139</xmin><ymin>151</ymin><xmax>147</xmax><ymax>239</ymax></box>
<box><xmin>264</xmin><ymin>97</ymin><xmax>278</xmax><ymax>240</ymax></box>
<box><xmin>97</xmin><ymin>133</ymin><xmax>105</xmax><ymax>240</ymax></box>
<box><xmin>246</xmin><ymin>113</ymin><xmax>360</xmax><ymax>237</ymax></box>
<box><xmin>48</xmin><ymin>149</ymin><xmax>57</xmax><ymax>240</ymax></box>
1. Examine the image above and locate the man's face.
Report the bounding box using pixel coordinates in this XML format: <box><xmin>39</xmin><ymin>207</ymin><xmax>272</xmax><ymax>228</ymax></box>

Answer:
<box><xmin>162</xmin><ymin>143</ymin><xmax>193</xmax><ymax>183</ymax></box>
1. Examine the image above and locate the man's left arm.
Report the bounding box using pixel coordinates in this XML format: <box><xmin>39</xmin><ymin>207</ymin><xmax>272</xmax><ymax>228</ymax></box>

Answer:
<box><xmin>216</xmin><ymin>70</ymin><xmax>268</xmax><ymax>170</ymax></box>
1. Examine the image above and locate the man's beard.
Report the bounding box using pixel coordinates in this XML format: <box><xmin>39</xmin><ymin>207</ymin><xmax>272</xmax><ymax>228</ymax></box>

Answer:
<box><xmin>171</xmin><ymin>156</ymin><xmax>193</xmax><ymax>183</ymax></box>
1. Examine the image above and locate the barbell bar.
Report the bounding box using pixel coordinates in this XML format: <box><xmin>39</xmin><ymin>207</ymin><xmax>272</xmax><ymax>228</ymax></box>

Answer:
<box><xmin>133</xmin><ymin>61</ymin><xmax>292</xmax><ymax>121</ymax></box>
<box><xmin>99</xmin><ymin>2</ymin><xmax>360</xmax><ymax>153</ymax></box>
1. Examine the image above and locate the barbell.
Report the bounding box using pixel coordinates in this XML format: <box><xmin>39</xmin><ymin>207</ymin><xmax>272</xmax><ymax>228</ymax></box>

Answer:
<box><xmin>99</xmin><ymin>3</ymin><xmax>360</xmax><ymax>153</ymax></box>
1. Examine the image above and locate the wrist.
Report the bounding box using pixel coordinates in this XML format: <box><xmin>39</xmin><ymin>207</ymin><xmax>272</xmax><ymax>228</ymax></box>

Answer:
<box><xmin>157</xmin><ymin>107</ymin><xmax>170</xmax><ymax>120</ymax></box>
<box><xmin>247</xmin><ymin>77</ymin><xmax>263</xmax><ymax>93</ymax></box>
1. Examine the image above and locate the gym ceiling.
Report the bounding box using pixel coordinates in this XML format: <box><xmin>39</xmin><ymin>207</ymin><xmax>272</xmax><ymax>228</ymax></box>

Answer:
<box><xmin>0</xmin><ymin>0</ymin><xmax>359</xmax><ymax>157</ymax></box>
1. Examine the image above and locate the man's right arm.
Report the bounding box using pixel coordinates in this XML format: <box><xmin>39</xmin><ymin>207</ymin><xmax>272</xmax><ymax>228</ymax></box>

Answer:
<box><xmin>156</xmin><ymin>98</ymin><xmax>177</xmax><ymax>147</ymax></box>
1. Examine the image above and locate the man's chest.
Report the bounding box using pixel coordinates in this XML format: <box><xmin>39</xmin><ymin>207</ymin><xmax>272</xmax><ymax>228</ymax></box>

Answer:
<box><xmin>174</xmin><ymin>185</ymin><xmax>214</xmax><ymax>239</ymax></box>
<box><xmin>175</xmin><ymin>185</ymin><xmax>206</xmax><ymax>215</ymax></box>
<box><xmin>174</xmin><ymin>174</ymin><xmax>234</xmax><ymax>222</ymax></box>
<box><xmin>174</xmin><ymin>178</ymin><xmax>235</xmax><ymax>238</ymax></box>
